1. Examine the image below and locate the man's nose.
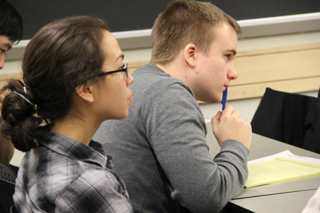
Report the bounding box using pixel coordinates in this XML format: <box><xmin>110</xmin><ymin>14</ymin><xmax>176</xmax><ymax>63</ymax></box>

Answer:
<box><xmin>227</xmin><ymin>63</ymin><xmax>238</xmax><ymax>80</ymax></box>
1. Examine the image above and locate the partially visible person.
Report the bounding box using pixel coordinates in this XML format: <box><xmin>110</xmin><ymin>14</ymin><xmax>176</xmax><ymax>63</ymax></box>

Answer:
<box><xmin>303</xmin><ymin>186</ymin><xmax>320</xmax><ymax>212</ymax></box>
<box><xmin>94</xmin><ymin>0</ymin><xmax>251</xmax><ymax>212</ymax></box>
<box><xmin>0</xmin><ymin>0</ymin><xmax>23</xmax><ymax>164</ymax></box>
<box><xmin>0</xmin><ymin>16</ymin><xmax>134</xmax><ymax>212</ymax></box>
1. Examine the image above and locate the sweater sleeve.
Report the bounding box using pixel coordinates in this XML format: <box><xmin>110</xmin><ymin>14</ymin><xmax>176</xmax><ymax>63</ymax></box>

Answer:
<box><xmin>146</xmin><ymin>83</ymin><xmax>249</xmax><ymax>213</ymax></box>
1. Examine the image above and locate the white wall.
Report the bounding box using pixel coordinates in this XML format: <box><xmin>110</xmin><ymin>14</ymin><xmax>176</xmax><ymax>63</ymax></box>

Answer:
<box><xmin>7</xmin><ymin>30</ymin><xmax>320</xmax><ymax>167</ymax></box>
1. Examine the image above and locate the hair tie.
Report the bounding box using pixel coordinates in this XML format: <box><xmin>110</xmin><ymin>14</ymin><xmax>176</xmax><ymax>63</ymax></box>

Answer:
<box><xmin>13</xmin><ymin>91</ymin><xmax>34</xmax><ymax>106</ymax></box>
<box><xmin>16</xmin><ymin>80</ymin><xmax>28</xmax><ymax>95</ymax></box>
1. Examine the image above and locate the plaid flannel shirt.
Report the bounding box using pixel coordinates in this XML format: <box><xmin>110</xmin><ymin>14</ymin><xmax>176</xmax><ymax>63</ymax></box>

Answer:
<box><xmin>13</xmin><ymin>133</ymin><xmax>133</xmax><ymax>213</ymax></box>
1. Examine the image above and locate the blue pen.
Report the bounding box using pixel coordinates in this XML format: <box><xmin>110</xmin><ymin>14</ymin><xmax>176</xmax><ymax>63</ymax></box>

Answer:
<box><xmin>221</xmin><ymin>88</ymin><xmax>228</xmax><ymax>111</ymax></box>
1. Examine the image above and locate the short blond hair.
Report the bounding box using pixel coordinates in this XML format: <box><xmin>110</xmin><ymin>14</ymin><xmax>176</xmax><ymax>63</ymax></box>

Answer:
<box><xmin>150</xmin><ymin>0</ymin><xmax>242</xmax><ymax>64</ymax></box>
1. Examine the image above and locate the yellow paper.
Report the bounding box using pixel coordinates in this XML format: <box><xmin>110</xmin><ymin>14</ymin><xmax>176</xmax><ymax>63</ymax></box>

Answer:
<box><xmin>245</xmin><ymin>158</ymin><xmax>320</xmax><ymax>188</ymax></box>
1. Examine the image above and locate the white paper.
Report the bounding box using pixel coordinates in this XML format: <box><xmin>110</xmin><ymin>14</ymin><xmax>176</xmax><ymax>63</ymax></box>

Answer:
<box><xmin>249</xmin><ymin>150</ymin><xmax>320</xmax><ymax>165</ymax></box>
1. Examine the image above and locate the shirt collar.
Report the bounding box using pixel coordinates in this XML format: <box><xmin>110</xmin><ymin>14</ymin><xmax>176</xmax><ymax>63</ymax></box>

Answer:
<box><xmin>146</xmin><ymin>63</ymin><xmax>172</xmax><ymax>77</ymax></box>
<box><xmin>39</xmin><ymin>133</ymin><xmax>111</xmax><ymax>169</ymax></box>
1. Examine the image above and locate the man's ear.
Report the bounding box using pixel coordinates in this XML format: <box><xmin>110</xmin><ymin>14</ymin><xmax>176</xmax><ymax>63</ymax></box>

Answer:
<box><xmin>184</xmin><ymin>43</ymin><xmax>197</xmax><ymax>68</ymax></box>
<box><xmin>75</xmin><ymin>83</ymin><xmax>94</xmax><ymax>103</ymax></box>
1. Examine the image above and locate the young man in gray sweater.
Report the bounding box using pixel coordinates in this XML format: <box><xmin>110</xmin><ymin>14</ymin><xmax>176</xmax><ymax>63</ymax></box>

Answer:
<box><xmin>94</xmin><ymin>0</ymin><xmax>252</xmax><ymax>212</ymax></box>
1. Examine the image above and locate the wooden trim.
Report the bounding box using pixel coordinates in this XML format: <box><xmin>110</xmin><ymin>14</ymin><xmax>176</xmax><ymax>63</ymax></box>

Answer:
<box><xmin>0</xmin><ymin>73</ymin><xmax>23</xmax><ymax>88</ymax></box>
<box><xmin>235</xmin><ymin>43</ymin><xmax>320</xmax><ymax>57</ymax></box>
<box><xmin>1</xmin><ymin>43</ymin><xmax>319</xmax><ymax>102</ymax></box>
<box><xmin>232</xmin><ymin>46</ymin><xmax>320</xmax><ymax>86</ymax></box>
<box><xmin>228</xmin><ymin>77</ymin><xmax>320</xmax><ymax>101</ymax></box>
<box><xmin>126</xmin><ymin>43</ymin><xmax>320</xmax><ymax>102</ymax></box>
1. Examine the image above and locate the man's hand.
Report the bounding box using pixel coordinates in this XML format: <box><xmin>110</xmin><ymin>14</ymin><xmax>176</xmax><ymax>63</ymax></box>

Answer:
<box><xmin>211</xmin><ymin>105</ymin><xmax>252</xmax><ymax>149</ymax></box>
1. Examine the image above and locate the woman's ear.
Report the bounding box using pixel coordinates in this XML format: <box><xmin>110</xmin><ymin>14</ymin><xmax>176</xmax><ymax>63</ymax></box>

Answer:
<box><xmin>184</xmin><ymin>43</ymin><xmax>197</xmax><ymax>68</ymax></box>
<box><xmin>75</xmin><ymin>83</ymin><xmax>94</xmax><ymax>103</ymax></box>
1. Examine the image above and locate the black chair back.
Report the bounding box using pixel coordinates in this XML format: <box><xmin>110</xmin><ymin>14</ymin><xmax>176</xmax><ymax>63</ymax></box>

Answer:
<box><xmin>0</xmin><ymin>161</ymin><xmax>17</xmax><ymax>213</ymax></box>
<box><xmin>251</xmin><ymin>87</ymin><xmax>320</xmax><ymax>153</ymax></box>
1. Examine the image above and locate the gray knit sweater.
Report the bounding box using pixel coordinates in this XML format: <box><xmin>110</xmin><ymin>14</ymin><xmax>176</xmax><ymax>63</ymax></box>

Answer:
<box><xmin>93</xmin><ymin>63</ymin><xmax>249</xmax><ymax>213</ymax></box>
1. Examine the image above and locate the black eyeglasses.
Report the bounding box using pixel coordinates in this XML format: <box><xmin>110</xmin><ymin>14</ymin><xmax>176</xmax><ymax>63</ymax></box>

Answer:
<box><xmin>96</xmin><ymin>63</ymin><xmax>128</xmax><ymax>78</ymax></box>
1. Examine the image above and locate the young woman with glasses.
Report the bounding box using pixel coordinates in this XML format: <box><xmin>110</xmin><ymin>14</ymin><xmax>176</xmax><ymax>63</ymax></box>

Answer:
<box><xmin>0</xmin><ymin>16</ymin><xmax>134</xmax><ymax>212</ymax></box>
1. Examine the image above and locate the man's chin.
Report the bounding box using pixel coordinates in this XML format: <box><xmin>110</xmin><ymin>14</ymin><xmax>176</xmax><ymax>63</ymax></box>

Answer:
<box><xmin>196</xmin><ymin>97</ymin><xmax>219</xmax><ymax>104</ymax></box>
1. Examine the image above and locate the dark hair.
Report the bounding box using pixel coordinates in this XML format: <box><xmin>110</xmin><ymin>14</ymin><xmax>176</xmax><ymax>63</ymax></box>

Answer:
<box><xmin>150</xmin><ymin>0</ymin><xmax>242</xmax><ymax>64</ymax></box>
<box><xmin>0</xmin><ymin>16</ymin><xmax>108</xmax><ymax>152</ymax></box>
<box><xmin>0</xmin><ymin>0</ymin><xmax>23</xmax><ymax>42</ymax></box>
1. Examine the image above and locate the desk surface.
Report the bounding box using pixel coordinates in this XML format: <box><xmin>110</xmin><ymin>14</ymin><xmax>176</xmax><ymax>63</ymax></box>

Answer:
<box><xmin>205</xmin><ymin>123</ymin><xmax>320</xmax><ymax>213</ymax></box>
<box><xmin>229</xmin><ymin>189</ymin><xmax>316</xmax><ymax>213</ymax></box>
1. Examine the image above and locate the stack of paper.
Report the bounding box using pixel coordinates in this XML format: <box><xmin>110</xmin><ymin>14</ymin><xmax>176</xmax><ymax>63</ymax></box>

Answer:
<box><xmin>245</xmin><ymin>150</ymin><xmax>320</xmax><ymax>188</ymax></box>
